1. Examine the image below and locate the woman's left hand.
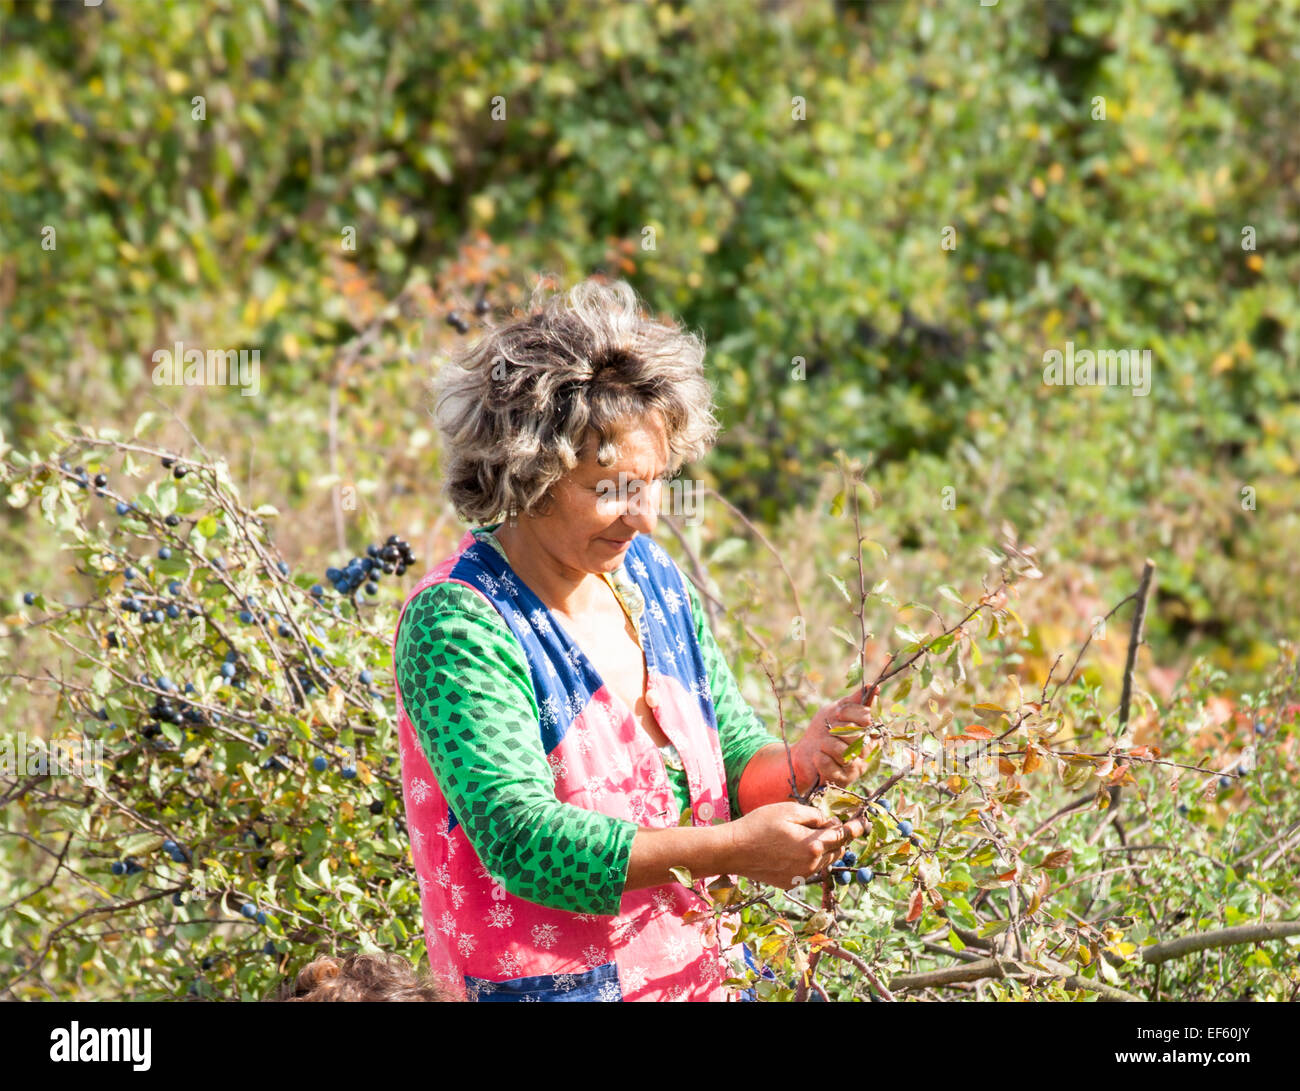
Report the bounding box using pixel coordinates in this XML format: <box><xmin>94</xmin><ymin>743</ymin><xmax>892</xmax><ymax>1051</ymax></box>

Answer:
<box><xmin>792</xmin><ymin>682</ymin><xmax>878</xmax><ymax>792</ymax></box>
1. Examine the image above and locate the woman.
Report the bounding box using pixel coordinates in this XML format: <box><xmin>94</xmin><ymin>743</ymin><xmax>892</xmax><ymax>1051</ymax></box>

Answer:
<box><xmin>392</xmin><ymin>278</ymin><xmax>875</xmax><ymax>1002</ymax></box>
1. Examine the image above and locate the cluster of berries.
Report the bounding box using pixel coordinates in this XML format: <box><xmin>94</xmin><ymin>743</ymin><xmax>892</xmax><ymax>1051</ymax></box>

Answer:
<box><xmin>313</xmin><ymin>536</ymin><xmax>416</xmax><ymax>599</ymax></box>
<box><xmin>240</xmin><ymin>903</ymin><xmax>270</xmax><ymax>925</ymax></box>
<box><xmin>831</xmin><ymin>850</ymin><xmax>875</xmax><ymax>886</ymax></box>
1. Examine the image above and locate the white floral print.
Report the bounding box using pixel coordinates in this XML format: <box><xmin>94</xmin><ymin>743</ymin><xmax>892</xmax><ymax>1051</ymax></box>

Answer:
<box><xmin>531</xmin><ymin>923</ymin><xmax>561</xmax><ymax>950</ymax></box>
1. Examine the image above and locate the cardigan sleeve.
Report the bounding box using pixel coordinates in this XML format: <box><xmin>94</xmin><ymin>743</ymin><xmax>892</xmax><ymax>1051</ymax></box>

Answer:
<box><xmin>394</xmin><ymin>580</ymin><xmax>638</xmax><ymax>916</ymax></box>
<box><xmin>679</xmin><ymin>575</ymin><xmax>780</xmax><ymax>816</ymax></box>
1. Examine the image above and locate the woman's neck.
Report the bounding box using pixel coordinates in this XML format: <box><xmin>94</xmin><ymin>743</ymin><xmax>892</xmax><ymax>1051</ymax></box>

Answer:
<box><xmin>491</xmin><ymin>522</ymin><xmax>610</xmax><ymax>620</ymax></box>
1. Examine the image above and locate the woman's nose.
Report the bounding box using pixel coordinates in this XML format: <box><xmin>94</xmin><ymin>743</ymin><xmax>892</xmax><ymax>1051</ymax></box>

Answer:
<box><xmin>622</xmin><ymin>480</ymin><xmax>661</xmax><ymax>531</ymax></box>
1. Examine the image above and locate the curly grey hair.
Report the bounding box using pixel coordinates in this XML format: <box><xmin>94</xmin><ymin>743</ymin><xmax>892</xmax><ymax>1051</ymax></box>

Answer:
<box><xmin>432</xmin><ymin>277</ymin><xmax>720</xmax><ymax>524</ymax></box>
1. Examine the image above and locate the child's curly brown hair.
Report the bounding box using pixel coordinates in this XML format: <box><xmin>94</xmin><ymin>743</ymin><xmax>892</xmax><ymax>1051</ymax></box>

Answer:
<box><xmin>275</xmin><ymin>951</ymin><xmax>459</xmax><ymax>1002</ymax></box>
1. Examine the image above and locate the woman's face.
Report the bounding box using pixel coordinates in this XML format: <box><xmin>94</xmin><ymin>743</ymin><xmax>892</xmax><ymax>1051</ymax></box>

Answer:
<box><xmin>531</xmin><ymin>413</ymin><xmax>670</xmax><ymax>575</ymax></box>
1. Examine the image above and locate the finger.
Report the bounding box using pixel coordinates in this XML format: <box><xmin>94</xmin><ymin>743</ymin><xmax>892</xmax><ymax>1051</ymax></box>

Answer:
<box><xmin>840</xmin><ymin>815</ymin><xmax>868</xmax><ymax>841</ymax></box>
<box><xmin>849</xmin><ymin>681</ymin><xmax>881</xmax><ymax>707</ymax></box>
<box><xmin>831</xmin><ymin>705</ymin><xmax>873</xmax><ymax>726</ymax></box>
<box><xmin>785</xmin><ymin>803</ymin><xmax>836</xmax><ymax>828</ymax></box>
<box><xmin>820</xmin><ymin>736</ymin><xmax>852</xmax><ymax>762</ymax></box>
<box><xmin>816</xmin><ymin>745</ymin><xmax>864</xmax><ymax>780</ymax></box>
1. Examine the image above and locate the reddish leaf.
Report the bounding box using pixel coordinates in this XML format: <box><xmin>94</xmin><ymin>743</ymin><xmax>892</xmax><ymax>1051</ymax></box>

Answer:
<box><xmin>965</xmin><ymin>724</ymin><xmax>997</xmax><ymax>739</ymax></box>
<box><xmin>906</xmin><ymin>889</ymin><xmax>924</xmax><ymax>923</ymax></box>
<box><xmin>1040</xmin><ymin>848</ymin><xmax>1072</xmax><ymax>870</ymax></box>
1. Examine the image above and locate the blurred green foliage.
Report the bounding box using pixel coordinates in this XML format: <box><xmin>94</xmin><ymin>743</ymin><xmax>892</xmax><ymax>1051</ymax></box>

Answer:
<box><xmin>2</xmin><ymin>0</ymin><xmax>1297</xmax><ymax>668</ymax></box>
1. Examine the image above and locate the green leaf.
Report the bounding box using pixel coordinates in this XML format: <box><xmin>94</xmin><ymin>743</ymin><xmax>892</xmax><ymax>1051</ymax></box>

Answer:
<box><xmin>668</xmin><ymin>865</ymin><xmax>693</xmax><ymax>887</ymax></box>
<box><xmin>196</xmin><ymin>515</ymin><xmax>219</xmax><ymax>538</ymax></box>
<box><xmin>977</xmin><ymin>919</ymin><xmax>1010</xmax><ymax>938</ymax></box>
<box><xmin>829</xmin><ymin>626</ymin><xmax>860</xmax><ymax>649</ymax></box>
<box><xmin>156</xmin><ymin>481</ymin><xmax>177</xmax><ymax>516</ymax></box>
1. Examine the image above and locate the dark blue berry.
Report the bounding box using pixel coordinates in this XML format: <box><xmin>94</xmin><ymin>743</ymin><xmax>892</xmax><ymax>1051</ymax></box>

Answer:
<box><xmin>172</xmin><ymin>892</ymin><xmax>184</xmax><ymax>906</ymax></box>
<box><xmin>278</xmin><ymin>623</ymin><xmax>292</xmax><ymax>638</ymax></box>
<box><xmin>116</xmin><ymin>501</ymin><xmax>131</xmax><ymax>516</ymax></box>
<box><xmin>255</xmin><ymin>910</ymin><xmax>268</xmax><ymax>925</ymax></box>
<box><xmin>855</xmin><ymin>867</ymin><xmax>874</xmax><ymax>884</ymax></box>
<box><xmin>239</xmin><ymin>610</ymin><xmax>253</xmax><ymax>624</ymax></box>
<box><xmin>277</xmin><ymin>561</ymin><xmax>290</xmax><ymax>576</ymax></box>
<box><xmin>359</xmin><ymin>670</ymin><xmax>373</xmax><ymax>685</ymax></box>
<box><xmin>241</xmin><ymin>903</ymin><xmax>256</xmax><ymax>918</ymax></box>
<box><xmin>842</xmin><ymin>851</ymin><xmax>857</xmax><ymax>868</ymax></box>
<box><xmin>124</xmin><ymin>567</ymin><xmax>136</xmax><ymax>580</ymax></box>
<box><xmin>834</xmin><ymin>869</ymin><xmax>852</xmax><ymax>886</ymax></box>
<box><xmin>166</xmin><ymin>603</ymin><xmax>180</xmax><ymax>619</ymax></box>
<box><xmin>310</xmin><ymin>584</ymin><xmax>324</xmax><ymax>598</ymax></box>
<box><xmin>263</xmin><ymin>941</ymin><xmax>276</xmax><ymax>956</ymax></box>
<box><xmin>897</xmin><ymin>819</ymin><xmax>913</xmax><ymax>837</ymax></box>
<box><xmin>254</xmin><ymin>730</ymin><xmax>268</xmax><ymax>745</ymax></box>
<box><xmin>341</xmin><ymin>766</ymin><xmax>357</xmax><ymax>780</ymax></box>
<box><xmin>111</xmin><ymin>861</ymin><xmax>125</xmax><ymax>876</ymax></box>
<box><xmin>313</xmin><ymin>756</ymin><xmax>327</xmax><ymax>772</ymax></box>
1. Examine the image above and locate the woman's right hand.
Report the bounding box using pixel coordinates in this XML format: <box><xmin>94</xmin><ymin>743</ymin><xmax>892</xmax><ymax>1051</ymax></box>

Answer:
<box><xmin>725</xmin><ymin>802</ymin><xmax>867</xmax><ymax>889</ymax></box>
